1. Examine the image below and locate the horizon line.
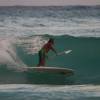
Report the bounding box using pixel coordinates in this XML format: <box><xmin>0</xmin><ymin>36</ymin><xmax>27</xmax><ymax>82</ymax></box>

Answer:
<box><xmin>0</xmin><ymin>4</ymin><xmax>99</xmax><ymax>7</ymax></box>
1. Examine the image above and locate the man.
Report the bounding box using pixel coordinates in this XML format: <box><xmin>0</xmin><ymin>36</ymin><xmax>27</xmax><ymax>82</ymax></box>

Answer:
<box><xmin>37</xmin><ymin>38</ymin><xmax>57</xmax><ymax>66</ymax></box>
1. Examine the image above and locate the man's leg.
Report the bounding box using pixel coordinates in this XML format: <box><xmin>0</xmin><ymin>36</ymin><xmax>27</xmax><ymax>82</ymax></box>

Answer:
<box><xmin>38</xmin><ymin>50</ymin><xmax>45</xmax><ymax>66</ymax></box>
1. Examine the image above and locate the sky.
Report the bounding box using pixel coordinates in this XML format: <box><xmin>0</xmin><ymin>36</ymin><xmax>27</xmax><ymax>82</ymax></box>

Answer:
<box><xmin>0</xmin><ymin>0</ymin><xmax>100</xmax><ymax>6</ymax></box>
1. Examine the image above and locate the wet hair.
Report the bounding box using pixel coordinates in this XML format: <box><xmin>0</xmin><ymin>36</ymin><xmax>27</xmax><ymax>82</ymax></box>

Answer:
<box><xmin>48</xmin><ymin>38</ymin><xmax>54</xmax><ymax>44</ymax></box>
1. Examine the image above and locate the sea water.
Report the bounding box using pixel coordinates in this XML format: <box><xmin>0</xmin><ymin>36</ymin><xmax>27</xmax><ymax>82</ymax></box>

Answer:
<box><xmin>0</xmin><ymin>6</ymin><xmax>100</xmax><ymax>100</ymax></box>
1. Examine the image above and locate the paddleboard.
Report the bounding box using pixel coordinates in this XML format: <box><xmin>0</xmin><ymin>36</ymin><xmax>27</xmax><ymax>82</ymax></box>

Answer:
<box><xmin>24</xmin><ymin>66</ymin><xmax>74</xmax><ymax>76</ymax></box>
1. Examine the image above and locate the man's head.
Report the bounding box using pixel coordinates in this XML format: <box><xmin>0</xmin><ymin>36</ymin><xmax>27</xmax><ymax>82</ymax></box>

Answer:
<box><xmin>48</xmin><ymin>38</ymin><xmax>54</xmax><ymax>44</ymax></box>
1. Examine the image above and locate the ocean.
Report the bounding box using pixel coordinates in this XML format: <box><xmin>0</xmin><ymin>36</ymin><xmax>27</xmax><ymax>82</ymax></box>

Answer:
<box><xmin>0</xmin><ymin>6</ymin><xmax>100</xmax><ymax>100</ymax></box>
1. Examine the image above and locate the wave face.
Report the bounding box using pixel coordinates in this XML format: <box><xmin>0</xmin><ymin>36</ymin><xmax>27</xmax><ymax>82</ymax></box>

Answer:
<box><xmin>0</xmin><ymin>35</ymin><xmax>100</xmax><ymax>85</ymax></box>
<box><xmin>0</xmin><ymin>6</ymin><xmax>100</xmax><ymax>37</ymax></box>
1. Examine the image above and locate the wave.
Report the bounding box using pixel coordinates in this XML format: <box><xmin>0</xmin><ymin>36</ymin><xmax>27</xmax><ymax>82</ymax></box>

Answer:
<box><xmin>0</xmin><ymin>84</ymin><xmax>100</xmax><ymax>92</ymax></box>
<box><xmin>0</xmin><ymin>35</ymin><xmax>100</xmax><ymax>84</ymax></box>
<box><xmin>0</xmin><ymin>84</ymin><xmax>100</xmax><ymax>100</ymax></box>
<box><xmin>0</xmin><ymin>6</ymin><xmax>100</xmax><ymax>37</ymax></box>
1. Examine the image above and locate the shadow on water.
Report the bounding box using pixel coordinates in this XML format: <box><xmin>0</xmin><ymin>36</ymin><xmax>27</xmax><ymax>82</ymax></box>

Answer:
<box><xmin>0</xmin><ymin>65</ymin><xmax>28</xmax><ymax>84</ymax></box>
<box><xmin>25</xmin><ymin>71</ymin><xmax>75</xmax><ymax>85</ymax></box>
<box><xmin>0</xmin><ymin>65</ymin><xmax>75</xmax><ymax>85</ymax></box>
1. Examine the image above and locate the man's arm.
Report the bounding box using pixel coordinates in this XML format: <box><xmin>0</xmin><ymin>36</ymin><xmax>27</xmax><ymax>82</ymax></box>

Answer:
<box><xmin>51</xmin><ymin>46</ymin><xmax>57</xmax><ymax>55</ymax></box>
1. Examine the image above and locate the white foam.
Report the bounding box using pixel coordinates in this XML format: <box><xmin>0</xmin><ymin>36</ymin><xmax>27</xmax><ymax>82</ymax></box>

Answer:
<box><xmin>0</xmin><ymin>35</ymin><xmax>48</xmax><ymax>71</ymax></box>
<box><xmin>0</xmin><ymin>84</ymin><xmax>100</xmax><ymax>98</ymax></box>
<box><xmin>17</xmin><ymin>35</ymin><xmax>47</xmax><ymax>54</ymax></box>
<box><xmin>0</xmin><ymin>17</ymin><xmax>100</xmax><ymax>37</ymax></box>
<box><xmin>0</xmin><ymin>36</ymin><xmax>27</xmax><ymax>70</ymax></box>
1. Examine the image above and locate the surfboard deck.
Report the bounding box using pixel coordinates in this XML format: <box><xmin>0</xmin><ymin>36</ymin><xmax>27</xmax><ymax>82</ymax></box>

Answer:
<box><xmin>24</xmin><ymin>66</ymin><xmax>74</xmax><ymax>76</ymax></box>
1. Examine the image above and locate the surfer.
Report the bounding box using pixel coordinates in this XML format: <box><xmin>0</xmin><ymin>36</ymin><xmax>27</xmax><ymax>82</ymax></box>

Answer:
<box><xmin>37</xmin><ymin>38</ymin><xmax>57</xmax><ymax>66</ymax></box>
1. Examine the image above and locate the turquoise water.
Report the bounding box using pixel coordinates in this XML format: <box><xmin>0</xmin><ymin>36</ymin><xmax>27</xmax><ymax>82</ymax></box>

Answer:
<box><xmin>9</xmin><ymin>35</ymin><xmax>99</xmax><ymax>85</ymax></box>
<box><xmin>0</xmin><ymin>35</ymin><xmax>100</xmax><ymax>85</ymax></box>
